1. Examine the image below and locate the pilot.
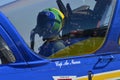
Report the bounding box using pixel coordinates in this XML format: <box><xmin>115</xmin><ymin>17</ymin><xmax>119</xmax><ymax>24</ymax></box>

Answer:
<box><xmin>30</xmin><ymin>8</ymin><xmax>65</xmax><ymax>57</ymax></box>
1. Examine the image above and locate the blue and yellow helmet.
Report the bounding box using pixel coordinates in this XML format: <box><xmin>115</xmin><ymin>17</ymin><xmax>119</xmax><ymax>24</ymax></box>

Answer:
<box><xmin>36</xmin><ymin>8</ymin><xmax>64</xmax><ymax>38</ymax></box>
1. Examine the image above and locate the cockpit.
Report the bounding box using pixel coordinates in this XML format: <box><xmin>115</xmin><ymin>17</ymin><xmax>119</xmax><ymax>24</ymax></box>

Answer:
<box><xmin>0</xmin><ymin>0</ymin><xmax>115</xmax><ymax>59</ymax></box>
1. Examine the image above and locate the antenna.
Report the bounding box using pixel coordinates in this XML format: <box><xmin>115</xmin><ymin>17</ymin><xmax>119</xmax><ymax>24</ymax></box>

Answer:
<box><xmin>66</xmin><ymin>3</ymin><xmax>72</xmax><ymax>16</ymax></box>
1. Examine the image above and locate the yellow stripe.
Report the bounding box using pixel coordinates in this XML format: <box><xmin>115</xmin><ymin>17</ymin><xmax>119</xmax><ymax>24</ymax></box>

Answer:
<box><xmin>77</xmin><ymin>70</ymin><xmax>120</xmax><ymax>80</ymax></box>
<box><xmin>53</xmin><ymin>8</ymin><xmax>65</xmax><ymax>20</ymax></box>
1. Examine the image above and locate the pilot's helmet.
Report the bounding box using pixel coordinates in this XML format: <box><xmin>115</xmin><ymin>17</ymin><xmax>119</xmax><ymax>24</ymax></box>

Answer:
<box><xmin>36</xmin><ymin>8</ymin><xmax>65</xmax><ymax>40</ymax></box>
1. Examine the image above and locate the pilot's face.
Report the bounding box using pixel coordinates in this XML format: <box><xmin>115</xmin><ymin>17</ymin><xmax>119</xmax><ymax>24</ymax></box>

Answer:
<box><xmin>37</xmin><ymin>22</ymin><xmax>57</xmax><ymax>40</ymax></box>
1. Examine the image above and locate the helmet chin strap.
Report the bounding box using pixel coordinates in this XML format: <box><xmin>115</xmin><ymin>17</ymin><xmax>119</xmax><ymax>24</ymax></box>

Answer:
<box><xmin>30</xmin><ymin>29</ymin><xmax>36</xmax><ymax>50</ymax></box>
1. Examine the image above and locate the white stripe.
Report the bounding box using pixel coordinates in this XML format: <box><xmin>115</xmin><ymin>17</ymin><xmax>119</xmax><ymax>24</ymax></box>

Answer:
<box><xmin>106</xmin><ymin>77</ymin><xmax>120</xmax><ymax>80</ymax></box>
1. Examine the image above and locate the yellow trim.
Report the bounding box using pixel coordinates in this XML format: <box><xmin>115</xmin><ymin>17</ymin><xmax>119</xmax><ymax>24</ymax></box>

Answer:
<box><xmin>77</xmin><ymin>70</ymin><xmax>120</xmax><ymax>80</ymax></box>
<box><xmin>53</xmin><ymin>8</ymin><xmax>65</xmax><ymax>20</ymax></box>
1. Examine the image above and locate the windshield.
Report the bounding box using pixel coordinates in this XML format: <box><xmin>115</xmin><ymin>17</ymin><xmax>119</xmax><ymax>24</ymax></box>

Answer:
<box><xmin>0</xmin><ymin>0</ymin><xmax>115</xmax><ymax>58</ymax></box>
